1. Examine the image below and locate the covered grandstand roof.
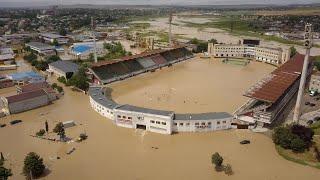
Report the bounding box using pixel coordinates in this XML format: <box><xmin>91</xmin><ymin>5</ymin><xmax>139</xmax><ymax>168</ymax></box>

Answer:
<box><xmin>244</xmin><ymin>53</ymin><xmax>309</xmax><ymax>103</ymax></box>
<box><xmin>91</xmin><ymin>46</ymin><xmax>185</xmax><ymax>68</ymax></box>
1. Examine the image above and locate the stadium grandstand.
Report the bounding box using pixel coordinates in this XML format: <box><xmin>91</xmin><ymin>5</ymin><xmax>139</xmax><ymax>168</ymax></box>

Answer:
<box><xmin>89</xmin><ymin>46</ymin><xmax>193</xmax><ymax>84</ymax></box>
<box><xmin>234</xmin><ymin>53</ymin><xmax>313</xmax><ymax>127</ymax></box>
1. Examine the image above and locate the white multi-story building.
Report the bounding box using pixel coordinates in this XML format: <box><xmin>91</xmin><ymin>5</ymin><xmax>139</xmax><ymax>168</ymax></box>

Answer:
<box><xmin>208</xmin><ymin>43</ymin><xmax>290</xmax><ymax>65</ymax></box>
<box><xmin>88</xmin><ymin>87</ymin><xmax>233</xmax><ymax>135</ymax></box>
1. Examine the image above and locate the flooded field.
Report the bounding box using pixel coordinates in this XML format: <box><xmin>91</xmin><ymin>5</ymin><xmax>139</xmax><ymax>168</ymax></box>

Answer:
<box><xmin>110</xmin><ymin>57</ymin><xmax>275</xmax><ymax>113</ymax></box>
<box><xmin>1</xmin><ymin>59</ymin><xmax>320</xmax><ymax>180</ymax></box>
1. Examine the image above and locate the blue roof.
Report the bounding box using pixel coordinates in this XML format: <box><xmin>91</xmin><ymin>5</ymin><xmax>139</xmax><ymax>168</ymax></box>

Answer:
<box><xmin>73</xmin><ymin>45</ymin><xmax>92</xmax><ymax>53</ymax></box>
<box><xmin>8</xmin><ymin>71</ymin><xmax>43</xmax><ymax>80</ymax></box>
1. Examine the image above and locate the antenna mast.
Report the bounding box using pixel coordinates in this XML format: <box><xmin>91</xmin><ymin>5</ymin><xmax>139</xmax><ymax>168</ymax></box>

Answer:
<box><xmin>91</xmin><ymin>17</ymin><xmax>98</xmax><ymax>63</ymax></box>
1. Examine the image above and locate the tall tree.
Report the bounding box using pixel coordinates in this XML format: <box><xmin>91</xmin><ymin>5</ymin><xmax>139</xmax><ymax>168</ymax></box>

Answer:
<box><xmin>23</xmin><ymin>152</ymin><xmax>45</xmax><ymax>179</ymax></box>
<box><xmin>211</xmin><ymin>152</ymin><xmax>223</xmax><ymax>168</ymax></box>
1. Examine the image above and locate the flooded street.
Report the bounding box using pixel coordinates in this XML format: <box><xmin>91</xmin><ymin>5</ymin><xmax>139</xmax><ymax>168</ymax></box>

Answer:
<box><xmin>110</xmin><ymin>57</ymin><xmax>275</xmax><ymax>113</ymax></box>
<box><xmin>0</xmin><ymin>59</ymin><xmax>320</xmax><ymax>180</ymax></box>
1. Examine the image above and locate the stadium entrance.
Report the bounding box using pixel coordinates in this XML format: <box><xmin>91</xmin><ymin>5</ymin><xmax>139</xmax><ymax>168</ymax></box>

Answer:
<box><xmin>136</xmin><ymin>124</ymin><xmax>146</xmax><ymax>130</ymax></box>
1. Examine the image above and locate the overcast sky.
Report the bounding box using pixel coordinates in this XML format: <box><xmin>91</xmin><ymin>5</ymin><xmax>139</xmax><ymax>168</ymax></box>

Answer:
<box><xmin>0</xmin><ymin>0</ymin><xmax>319</xmax><ymax>5</ymax></box>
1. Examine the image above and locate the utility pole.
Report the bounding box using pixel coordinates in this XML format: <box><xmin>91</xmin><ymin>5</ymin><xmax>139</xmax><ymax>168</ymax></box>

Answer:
<box><xmin>91</xmin><ymin>17</ymin><xmax>98</xmax><ymax>63</ymax></box>
<box><xmin>293</xmin><ymin>23</ymin><xmax>313</xmax><ymax>123</ymax></box>
<box><xmin>168</xmin><ymin>13</ymin><xmax>173</xmax><ymax>47</ymax></box>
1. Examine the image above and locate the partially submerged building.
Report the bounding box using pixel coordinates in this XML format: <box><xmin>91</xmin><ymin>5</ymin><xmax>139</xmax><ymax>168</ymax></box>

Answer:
<box><xmin>48</xmin><ymin>60</ymin><xmax>79</xmax><ymax>79</ymax></box>
<box><xmin>234</xmin><ymin>54</ymin><xmax>313</xmax><ymax>126</ymax></box>
<box><xmin>2</xmin><ymin>89</ymin><xmax>50</xmax><ymax>114</ymax></box>
<box><xmin>25</xmin><ymin>42</ymin><xmax>55</xmax><ymax>56</ymax></box>
<box><xmin>6</xmin><ymin>71</ymin><xmax>45</xmax><ymax>85</ymax></box>
<box><xmin>40</xmin><ymin>33</ymin><xmax>69</xmax><ymax>45</ymax></box>
<box><xmin>88</xmin><ymin>87</ymin><xmax>233</xmax><ymax>135</ymax></box>
<box><xmin>208</xmin><ymin>40</ymin><xmax>291</xmax><ymax>66</ymax></box>
<box><xmin>69</xmin><ymin>42</ymin><xmax>105</xmax><ymax>60</ymax></box>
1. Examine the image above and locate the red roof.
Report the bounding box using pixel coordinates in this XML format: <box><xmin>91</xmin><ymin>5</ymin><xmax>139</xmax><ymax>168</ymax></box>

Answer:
<box><xmin>6</xmin><ymin>89</ymin><xmax>47</xmax><ymax>104</ymax></box>
<box><xmin>244</xmin><ymin>53</ymin><xmax>310</xmax><ymax>103</ymax></box>
<box><xmin>19</xmin><ymin>82</ymin><xmax>50</xmax><ymax>93</ymax></box>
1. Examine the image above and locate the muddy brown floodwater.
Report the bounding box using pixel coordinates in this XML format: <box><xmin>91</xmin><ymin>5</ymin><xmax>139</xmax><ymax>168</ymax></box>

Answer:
<box><xmin>110</xmin><ymin>57</ymin><xmax>275</xmax><ymax>113</ymax></box>
<box><xmin>0</xmin><ymin>58</ymin><xmax>320</xmax><ymax>180</ymax></box>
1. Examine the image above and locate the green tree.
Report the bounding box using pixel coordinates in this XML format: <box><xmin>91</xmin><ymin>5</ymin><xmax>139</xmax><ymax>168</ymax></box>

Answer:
<box><xmin>211</xmin><ymin>152</ymin><xmax>223</xmax><ymax>168</ymax></box>
<box><xmin>53</xmin><ymin>122</ymin><xmax>65</xmax><ymax>140</ymax></box>
<box><xmin>88</xmin><ymin>53</ymin><xmax>94</xmax><ymax>62</ymax></box>
<box><xmin>272</xmin><ymin>126</ymin><xmax>295</xmax><ymax>149</ymax></box>
<box><xmin>68</xmin><ymin>67</ymin><xmax>89</xmax><ymax>90</ymax></box>
<box><xmin>290</xmin><ymin>46</ymin><xmax>297</xmax><ymax>58</ymax></box>
<box><xmin>0</xmin><ymin>166</ymin><xmax>12</xmax><ymax>180</ymax></box>
<box><xmin>290</xmin><ymin>137</ymin><xmax>306</xmax><ymax>153</ymax></box>
<box><xmin>208</xmin><ymin>38</ymin><xmax>218</xmax><ymax>44</ymax></box>
<box><xmin>59</xmin><ymin>28</ymin><xmax>67</xmax><ymax>36</ymax></box>
<box><xmin>36</xmin><ymin>129</ymin><xmax>46</xmax><ymax>137</ymax></box>
<box><xmin>57</xmin><ymin>76</ymin><xmax>67</xmax><ymax>84</ymax></box>
<box><xmin>23</xmin><ymin>152</ymin><xmax>45</xmax><ymax>179</ymax></box>
<box><xmin>56</xmin><ymin>86</ymin><xmax>63</xmax><ymax>93</ymax></box>
<box><xmin>46</xmin><ymin>55</ymin><xmax>61</xmax><ymax>63</ymax></box>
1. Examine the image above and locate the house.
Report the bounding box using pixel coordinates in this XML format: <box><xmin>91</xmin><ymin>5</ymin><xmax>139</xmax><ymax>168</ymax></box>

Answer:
<box><xmin>40</xmin><ymin>33</ymin><xmax>69</xmax><ymax>45</ymax></box>
<box><xmin>1</xmin><ymin>89</ymin><xmax>51</xmax><ymax>114</ymax></box>
<box><xmin>48</xmin><ymin>61</ymin><xmax>79</xmax><ymax>79</ymax></box>
<box><xmin>7</xmin><ymin>71</ymin><xmax>45</xmax><ymax>85</ymax></box>
<box><xmin>25</xmin><ymin>42</ymin><xmax>55</xmax><ymax>55</ymax></box>
<box><xmin>0</xmin><ymin>47</ymin><xmax>15</xmax><ymax>65</ymax></box>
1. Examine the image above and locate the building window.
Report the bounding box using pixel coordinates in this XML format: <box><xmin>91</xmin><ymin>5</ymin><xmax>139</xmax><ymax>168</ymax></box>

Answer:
<box><xmin>174</xmin><ymin>123</ymin><xmax>177</xmax><ymax>126</ymax></box>
<box><xmin>223</xmin><ymin>121</ymin><xmax>226</xmax><ymax>124</ymax></box>
<box><xmin>161</xmin><ymin>122</ymin><xmax>166</xmax><ymax>125</ymax></box>
<box><xmin>122</xmin><ymin>116</ymin><xmax>126</xmax><ymax>119</ymax></box>
<box><xmin>128</xmin><ymin>117</ymin><xmax>132</xmax><ymax>120</ymax></box>
<box><xmin>195</xmin><ymin>123</ymin><xmax>199</xmax><ymax>125</ymax></box>
<box><xmin>186</xmin><ymin>123</ymin><xmax>190</xmax><ymax>126</ymax></box>
<box><xmin>179</xmin><ymin>123</ymin><xmax>183</xmax><ymax>126</ymax></box>
<box><xmin>208</xmin><ymin>122</ymin><xmax>212</xmax><ymax>125</ymax></box>
<box><xmin>117</xmin><ymin>115</ymin><xmax>121</xmax><ymax>118</ymax></box>
<box><xmin>151</xmin><ymin>120</ymin><xmax>155</xmax><ymax>123</ymax></box>
<box><xmin>217</xmin><ymin>121</ymin><xmax>220</xmax><ymax>125</ymax></box>
<box><xmin>156</xmin><ymin>121</ymin><xmax>160</xmax><ymax>124</ymax></box>
<box><xmin>201</xmin><ymin>122</ymin><xmax>205</xmax><ymax>125</ymax></box>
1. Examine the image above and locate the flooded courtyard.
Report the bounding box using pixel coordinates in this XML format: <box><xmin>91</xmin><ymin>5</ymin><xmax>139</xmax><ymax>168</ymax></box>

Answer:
<box><xmin>0</xmin><ymin>58</ymin><xmax>320</xmax><ymax>180</ymax></box>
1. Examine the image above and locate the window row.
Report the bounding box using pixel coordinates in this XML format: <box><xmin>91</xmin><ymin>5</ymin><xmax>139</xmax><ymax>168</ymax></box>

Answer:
<box><xmin>150</xmin><ymin>120</ymin><xmax>166</xmax><ymax>125</ymax></box>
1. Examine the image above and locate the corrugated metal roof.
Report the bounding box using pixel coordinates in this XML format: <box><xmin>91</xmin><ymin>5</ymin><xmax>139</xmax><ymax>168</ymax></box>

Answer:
<box><xmin>244</xmin><ymin>53</ymin><xmax>309</xmax><ymax>103</ymax></box>
<box><xmin>115</xmin><ymin>104</ymin><xmax>174</xmax><ymax>117</ymax></box>
<box><xmin>174</xmin><ymin>112</ymin><xmax>232</xmax><ymax>121</ymax></box>
<box><xmin>6</xmin><ymin>89</ymin><xmax>47</xmax><ymax>104</ymax></box>
<box><xmin>49</xmin><ymin>61</ymin><xmax>79</xmax><ymax>74</ymax></box>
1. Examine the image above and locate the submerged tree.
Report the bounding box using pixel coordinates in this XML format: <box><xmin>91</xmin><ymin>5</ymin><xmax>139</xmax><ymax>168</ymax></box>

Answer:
<box><xmin>53</xmin><ymin>122</ymin><xmax>65</xmax><ymax>140</ymax></box>
<box><xmin>23</xmin><ymin>152</ymin><xmax>45</xmax><ymax>179</ymax></box>
<box><xmin>211</xmin><ymin>152</ymin><xmax>223</xmax><ymax>169</ymax></box>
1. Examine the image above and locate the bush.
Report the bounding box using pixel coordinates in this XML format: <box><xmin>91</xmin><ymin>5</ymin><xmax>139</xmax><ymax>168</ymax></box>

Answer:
<box><xmin>224</xmin><ymin>164</ymin><xmax>233</xmax><ymax>175</ymax></box>
<box><xmin>290</xmin><ymin>137</ymin><xmax>306</xmax><ymax>153</ymax></box>
<box><xmin>36</xmin><ymin>129</ymin><xmax>46</xmax><ymax>137</ymax></box>
<box><xmin>0</xmin><ymin>166</ymin><xmax>12</xmax><ymax>180</ymax></box>
<box><xmin>211</xmin><ymin>152</ymin><xmax>223</xmax><ymax>168</ymax></box>
<box><xmin>51</xmin><ymin>83</ymin><xmax>58</xmax><ymax>89</ymax></box>
<box><xmin>57</xmin><ymin>76</ymin><xmax>67</xmax><ymax>84</ymax></box>
<box><xmin>53</xmin><ymin>122</ymin><xmax>65</xmax><ymax>140</ymax></box>
<box><xmin>23</xmin><ymin>152</ymin><xmax>45</xmax><ymax>179</ymax></box>
<box><xmin>56</xmin><ymin>86</ymin><xmax>63</xmax><ymax>93</ymax></box>
<box><xmin>273</xmin><ymin>125</ymin><xmax>313</xmax><ymax>152</ymax></box>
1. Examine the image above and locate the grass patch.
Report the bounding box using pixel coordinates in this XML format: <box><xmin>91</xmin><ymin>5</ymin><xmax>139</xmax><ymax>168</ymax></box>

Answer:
<box><xmin>275</xmin><ymin>136</ymin><xmax>320</xmax><ymax>169</ymax></box>
<box><xmin>311</xmin><ymin>121</ymin><xmax>320</xmax><ymax>135</ymax></box>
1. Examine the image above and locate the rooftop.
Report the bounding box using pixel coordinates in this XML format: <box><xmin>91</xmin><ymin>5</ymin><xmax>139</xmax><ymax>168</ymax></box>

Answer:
<box><xmin>174</xmin><ymin>112</ymin><xmax>232</xmax><ymax>121</ymax></box>
<box><xmin>40</xmin><ymin>33</ymin><xmax>66</xmax><ymax>39</ymax></box>
<box><xmin>0</xmin><ymin>54</ymin><xmax>14</xmax><ymax>61</ymax></box>
<box><xmin>116</xmin><ymin>104</ymin><xmax>174</xmax><ymax>117</ymax></box>
<box><xmin>88</xmin><ymin>87</ymin><xmax>119</xmax><ymax>109</ymax></box>
<box><xmin>244</xmin><ymin>53</ymin><xmax>308</xmax><ymax>103</ymax></box>
<box><xmin>72</xmin><ymin>45</ymin><xmax>92</xmax><ymax>53</ymax></box>
<box><xmin>49</xmin><ymin>60</ymin><xmax>79</xmax><ymax>73</ymax></box>
<box><xmin>0</xmin><ymin>48</ymin><xmax>14</xmax><ymax>55</ymax></box>
<box><xmin>6</xmin><ymin>89</ymin><xmax>47</xmax><ymax>104</ymax></box>
<box><xmin>8</xmin><ymin>71</ymin><xmax>43</xmax><ymax>81</ymax></box>
<box><xmin>26</xmin><ymin>42</ymin><xmax>54</xmax><ymax>50</ymax></box>
<box><xmin>19</xmin><ymin>82</ymin><xmax>50</xmax><ymax>93</ymax></box>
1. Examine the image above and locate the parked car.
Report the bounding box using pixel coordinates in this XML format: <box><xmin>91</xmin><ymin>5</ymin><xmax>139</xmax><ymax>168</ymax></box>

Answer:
<box><xmin>0</xmin><ymin>124</ymin><xmax>6</xmax><ymax>128</ymax></box>
<box><xmin>240</xmin><ymin>140</ymin><xmax>250</xmax><ymax>144</ymax></box>
<box><xmin>314</xmin><ymin>116</ymin><xmax>320</xmax><ymax>121</ymax></box>
<box><xmin>305</xmin><ymin>101</ymin><xmax>310</xmax><ymax>105</ymax></box>
<box><xmin>310</xmin><ymin>103</ymin><xmax>316</xmax><ymax>107</ymax></box>
<box><xmin>307</xmin><ymin>120</ymin><xmax>314</xmax><ymax>125</ymax></box>
<box><xmin>10</xmin><ymin>120</ymin><xmax>22</xmax><ymax>125</ymax></box>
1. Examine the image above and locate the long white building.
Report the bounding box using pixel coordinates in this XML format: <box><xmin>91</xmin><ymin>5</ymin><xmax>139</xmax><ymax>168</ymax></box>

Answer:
<box><xmin>208</xmin><ymin>43</ymin><xmax>291</xmax><ymax>66</ymax></box>
<box><xmin>89</xmin><ymin>87</ymin><xmax>233</xmax><ymax>135</ymax></box>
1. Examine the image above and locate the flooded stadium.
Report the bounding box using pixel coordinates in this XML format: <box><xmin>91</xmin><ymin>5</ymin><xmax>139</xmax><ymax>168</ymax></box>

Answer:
<box><xmin>110</xmin><ymin>56</ymin><xmax>276</xmax><ymax>113</ymax></box>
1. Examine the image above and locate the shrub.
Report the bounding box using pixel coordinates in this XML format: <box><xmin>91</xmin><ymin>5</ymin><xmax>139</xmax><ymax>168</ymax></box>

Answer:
<box><xmin>51</xmin><ymin>83</ymin><xmax>58</xmax><ymax>89</ymax></box>
<box><xmin>0</xmin><ymin>166</ymin><xmax>12</xmax><ymax>180</ymax></box>
<box><xmin>57</xmin><ymin>76</ymin><xmax>67</xmax><ymax>84</ymax></box>
<box><xmin>224</xmin><ymin>164</ymin><xmax>233</xmax><ymax>175</ymax></box>
<box><xmin>23</xmin><ymin>152</ymin><xmax>45</xmax><ymax>179</ymax></box>
<box><xmin>290</xmin><ymin>137</ymin><xmax>306</xmax><ymax>153</ymax></box>
<box><xmin>290</xmin><ymin>124</ymin><xmax>314</xmax><ymax>147</ymax></box>
<box><xmin>211</xmin><ymin>152</ymin><xmax>223</xmax><ymax>168</ymax></box>
<box><xmin>272</xmin><ymin>126</ymin><xmax>295</xmax><ymax>149</ymax></box>
<box><xmin>53</xmin><ymin>122</ymin><xmax>65</xmax><ymax>140</ymax></box>
<box><xmin>36</xmin><ymin>129</ymin><xmax>46</xmax><ymax>137</ymax></box>
<box><xmin>56</xmin><ymin>86</ymin><xmax>63</xmax><ymax>93</ymax></box>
